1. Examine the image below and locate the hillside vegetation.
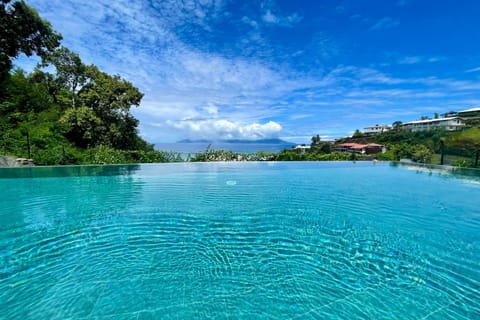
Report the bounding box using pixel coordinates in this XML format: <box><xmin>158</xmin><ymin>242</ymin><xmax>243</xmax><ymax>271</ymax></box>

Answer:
<box><xmin>280</xmin><ymin>128</ymin><xmax>480</xmax><ymax>167</ymax></box>
<box><xmin>1</xmin><ymin>0</ymin><xmax>176</xmax><ymax>165</ymax></box>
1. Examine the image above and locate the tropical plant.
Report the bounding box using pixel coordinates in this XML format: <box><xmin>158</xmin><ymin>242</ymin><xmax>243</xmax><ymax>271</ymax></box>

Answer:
<box><xmin>445</xmin><ymin>128</ymin><xmax>480</xmax><ymax>167</ymax></box>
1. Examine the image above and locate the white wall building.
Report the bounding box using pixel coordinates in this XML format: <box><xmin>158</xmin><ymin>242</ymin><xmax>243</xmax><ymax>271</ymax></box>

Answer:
<box><xmin>293</xmin><ymin>145</ymin><xmax>311</xmax><ymax>153</ymax></box>
<box><xmin>401</xmin><ymin>117</ymin><xmax>465</xmax><ymax>132</ymax></box>
<box><xmin>457</xmin><ymin>107</ymin><xmax>480</xmax><ymax>118</ymax></box>
<box><xmin>364</xmin><ymin>124</ymin><xmax>391</xmax><ymax>135</ymax></box>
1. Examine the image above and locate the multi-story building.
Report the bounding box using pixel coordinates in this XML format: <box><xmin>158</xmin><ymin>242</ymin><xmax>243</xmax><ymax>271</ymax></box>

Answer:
<box><xmin>364</xmin><ymin>124</ymin><xmax>391</xmax><ymax>135</ymax></box>
<box><xmin>457</xmin><ymin>107</ymin><xmax>480</xmax><ymax>118</ymax></box>
<box><xmin>401</xmin><ymin>117</ymin><xmax>465</xmax><ymax>132</ymax></box>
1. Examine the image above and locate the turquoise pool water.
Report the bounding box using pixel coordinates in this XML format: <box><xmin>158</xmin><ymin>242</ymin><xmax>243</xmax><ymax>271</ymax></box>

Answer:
<box><xmin>0</xmin><ymin>162</ymin><xmax>479</xmax><ymax>319</ymax></box>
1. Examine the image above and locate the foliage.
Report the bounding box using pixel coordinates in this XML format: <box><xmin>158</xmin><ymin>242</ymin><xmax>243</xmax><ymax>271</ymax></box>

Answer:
<box><xmin>311</xmin><ymin>134</ymin><xmax>321</xmax><ymax>145</ymax></box>
<box><xmin>411</xmin><ymin>144</ymin><xmax>433</xmax><ymax>163</ymax></box>
<box><xmin>352</xmin><ymin>129</ymin><xmax>363</xmax><ymax>138</ymax></box>
<box><xmin>0</xmin><ymin>0</ymin><xmax>61</xmax><ymax>93</ymax></box>
<box><xmin>373</xmin><ymin>129</ymin><xmax>446</xmax><ymax>150</ymax></box>
<box><xmin>392</xmin><ymin>121</ymin><xmax>403</xmax><ymax>129</ymax></box>
<box><xmin>373</xmin><ymin>152</ymin><xmax>395</xmax><ymax>161</ymax></box>
<box><xmin>83</xmin><ymin>145</ymin><xmax>127</xmax><ymax>164</ymax></box>
<box><xmin>0</xmin><ymin>5</ymin><xmax>156</xmax><ymax>166</ymax></box>
<box><xmin>190</xmin><ymin>146</ymin><xmax>240</xmax><ymax>162</ymax></box>
<box><xmin>452</xmin><ymin>159</ymin><xmax>468</xmax><ymax>167</ymax></box>
<box><xmin>59</xmin><ymin>106</ymin><xmax>101</xmax><ymax>148</ymax></box>
<box><xmin>445</xmin><ymin>127</ymin><xmax>480</xmax><ymax>167</ymax></box>
<box><xmin>274</xmin><ymin>149</ymin><xmax>352</xmax><ymax>161</ymax></box>
<box><xmin>445</xmin><ymin>127</ymin><xmax>480</xmax><ymax>150</ymax></box>
<box><xmin>80</xmin><ymin>65</ymin><xmax>145</xmax><ymax>149</ymax></box>
<box><xmin>81</xmin><ymin>146</ymin><xmax>183</xmax><ymax>164</ymax></box>
<box><xmin>40</xmin><ymin>46</ymin><xmax>87</xmax><ymax>109</ymax></box>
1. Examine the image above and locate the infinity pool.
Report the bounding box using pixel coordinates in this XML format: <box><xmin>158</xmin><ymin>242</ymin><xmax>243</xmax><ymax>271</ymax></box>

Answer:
<box><xmin>1</xmin><ymin>162</ymin><xmax>479</xmax><ymax>319</ymax></box>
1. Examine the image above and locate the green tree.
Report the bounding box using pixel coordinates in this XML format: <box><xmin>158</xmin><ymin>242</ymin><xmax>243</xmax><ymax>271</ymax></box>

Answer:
<box><xmin>411</xmin><ymin>144</ymin><xmax>433</xmax><ymax>163</ymax></box>
<box><xmin>0</xmin><ymin>0</ymin><xmax>61</xmax><ymax>94</ymax></box>
<box><xmin>319</xmin><ymin>142</ymin><xmax>331</xmax><ymax>153</ymax></box>
<box><xmin>0</xmin><ymin>68</ymin><xmax>72</xmax><ymax>162</ymax></box>
<box><xmin>352</xmin><ymin>129</ymin><xmax>363</xmax><ymax>138</ymax></box>
<box><xmin>390</xmin><ymin>143</ymin><xmax>413</xmax><ymax>160</ymax></box>
<box><xmin>391</xmin><ymin>121</ymin><xmax>403</xmax><ymax>132</ymax></box>
<box><xmin>40</xmin><ymin>46</ymin><xmax>87</xmax><ymax>109</ymax></box>
<box><xmin>79</xmin><ymin>65</ymin><xmax>146</xmax><ymax>149</ymax></box>
<box><xmin>446</xmin><ymin>128</ymin><xmax>480</xmax><ymax>167</ymax></box>
<box><xmin>59</xmin><ymin>106</ymin><xmax>101</xmax><ymax>148</ymax></box>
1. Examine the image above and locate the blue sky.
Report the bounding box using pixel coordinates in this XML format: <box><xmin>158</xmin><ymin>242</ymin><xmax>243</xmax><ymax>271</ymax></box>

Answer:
<box><xmin>16</xmin><ymin>0</ymin><xmax>480</xmax><ymax>143</ymax></box>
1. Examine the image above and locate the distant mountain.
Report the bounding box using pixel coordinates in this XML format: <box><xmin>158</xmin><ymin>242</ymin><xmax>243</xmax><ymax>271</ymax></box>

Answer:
<box><xmin>177</xmin><ymin>138</ymin><xmax>294</xmax><ymax>144</ymax></box>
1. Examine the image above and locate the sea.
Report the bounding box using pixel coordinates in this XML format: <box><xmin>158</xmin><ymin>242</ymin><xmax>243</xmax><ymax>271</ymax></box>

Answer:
<box><xmin>154</xmin><ymin>142</ymin><xmax>296</xmax><ymax>154</ymax></box>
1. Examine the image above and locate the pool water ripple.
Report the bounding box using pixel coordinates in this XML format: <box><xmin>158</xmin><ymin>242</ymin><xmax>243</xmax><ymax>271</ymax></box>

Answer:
<box><xmin>1</xmin><ymin>162</ymin><xmax>479</xmax><ymax>319</ymax></box>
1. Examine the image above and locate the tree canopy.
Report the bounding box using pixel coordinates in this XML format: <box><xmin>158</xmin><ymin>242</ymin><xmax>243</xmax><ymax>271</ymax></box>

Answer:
<box><xmin>0</xmin><ymin>1</ymin><xmax>154</xmax><ymax>165</ymax></box>
<box><xmin>1</xmin><ymin>0</ymin><xmax>62</xmax><ymax>94</ymax></box>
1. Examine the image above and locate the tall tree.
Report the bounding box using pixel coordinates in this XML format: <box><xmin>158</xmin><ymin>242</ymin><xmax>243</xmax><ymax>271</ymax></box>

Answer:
<box><xmin>311</xmin><ymin>134</ymin><xmax>321</xmax><ymax>146</ymax></box>
<box><xmin>79</xmin><ymin>65</ymin><xmax>145</xmax><ymax>149</ymax></box>
<box><xmin>40</xmin><ymin>47</ymin><xmax>87</xmax><ymax>109</ymax></box>
<box><xmin>0</xmin><ymin>0</ymin><xmax>61</xmax><ymax>94</ymax></box>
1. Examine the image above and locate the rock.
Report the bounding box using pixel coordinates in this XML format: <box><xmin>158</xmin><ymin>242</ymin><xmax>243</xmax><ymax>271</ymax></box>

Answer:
<box><xmin>0</xmin><ymin>155</ymin><xmax>35</xmax><ymax>167</ymax></box>
<box><xmin>16</xmin><ymin>158</ymin><xmax>35</xmax><ymax>166</ymax></box>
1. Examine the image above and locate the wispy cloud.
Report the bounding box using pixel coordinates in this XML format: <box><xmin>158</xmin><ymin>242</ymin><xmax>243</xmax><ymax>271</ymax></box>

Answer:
<box><xmin>241</xmin><ymin>16</ymin><xmax>259</xmax><ymax>28</ymax></box>
<box><xmin>262</xmin><ymin>10</ymin><xmax>303</xmax><ymax>27</ymax></box>
<box><xmin>397</xmin><ymin>56</ymin><xmax>422</xmax><ymax>64</ymax></box>
<box><xmin>465</xmin><ymin>66</ymin><xmax>480</xmax><ymax>73</ymax></box>
<box><xmin>398</xmin><ymin>55</ymin><xmax>446</xmax><ymax>65</ymax></box>
<box><xmin>259</xmin><ymin>0</ymin><xmax>303</xmax><ymax>28</ymax></box>
<box><xmin>370</xmin><ymin>17</ymin><xmax>400</xmax><ymax>31</ymax></box>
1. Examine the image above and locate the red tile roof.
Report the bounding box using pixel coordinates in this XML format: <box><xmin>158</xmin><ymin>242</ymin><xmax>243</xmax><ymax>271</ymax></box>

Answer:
<box><xmin>337</xmin><ymin>143</ymin><xmax>365</xmax><ymax>148</ymax></box>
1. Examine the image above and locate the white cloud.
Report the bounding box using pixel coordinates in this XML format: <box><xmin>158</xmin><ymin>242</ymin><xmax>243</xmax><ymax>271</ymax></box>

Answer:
<box><xmin>398</xmin><ymin>56</ymin><xmax>446</xmax><ymax>64</ymax></box>
<box><xmin>203</xmin><ymin>104</ymin><xmax>219</xmax><ymax>117</ymax></box>
<box><xmin>427</xmin><ymin>56</ymin><xmax>446</xmax><ymax>63</ymax></box>
<box><xmin>261</xmin><ymin>10</ymin><xmax>302</xmax><ymax>27</ymax></box>
<box><xmin>262</xmin><ymin>10</ymin><xmax>277</xmax><ymax>24</ymax></box>
<box><xmin>166</xmin><ymin>119</ymin><xmax>282</xmax><ymax>140</ymax></box>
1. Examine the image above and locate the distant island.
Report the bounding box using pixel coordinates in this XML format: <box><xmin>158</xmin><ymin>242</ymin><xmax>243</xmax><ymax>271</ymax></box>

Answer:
<box><xmin>177</xmin><ymin>138</ymin><xmax>294</xmax><ymax>144</ymax></box>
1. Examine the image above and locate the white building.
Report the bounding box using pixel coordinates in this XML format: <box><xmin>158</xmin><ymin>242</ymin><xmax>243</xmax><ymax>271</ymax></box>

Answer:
<box><xmin>364</xmin><ymin>124</ymin><xmax>391</xmax><ymax>135</ymax></box>
<box><xmin>401</xmin><ymin>117</ymin><xmax>465</xmax><ymax>132</ymax></box>
<box><xmin>457</xmin><ymin>107</ymin><xmax>480</xmax><ymax>118</ymax></box>
<box><xmin>293</xmin><ymin>145</ymin><xmax>311</xmax><ymax>153</ymax></box>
